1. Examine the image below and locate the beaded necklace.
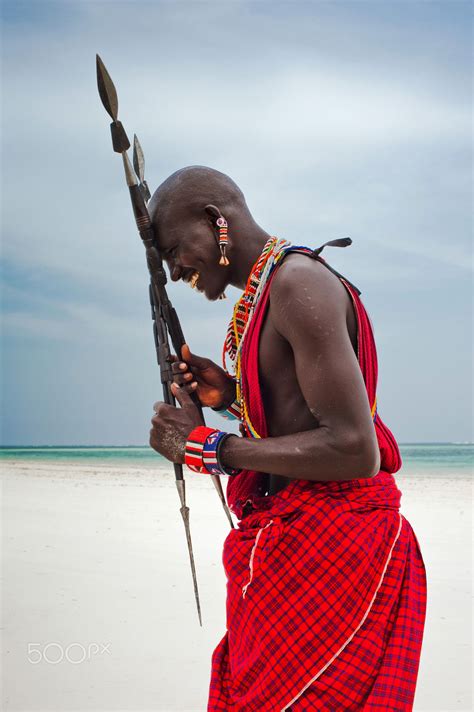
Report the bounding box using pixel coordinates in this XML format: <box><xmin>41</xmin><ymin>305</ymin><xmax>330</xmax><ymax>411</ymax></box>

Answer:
<box><xmin>222</xmin><ymin>236</ymin><xmax>297</xmax><ymax>437</ymax></box>
<box><xmin>222</xmin><ymin>235</ymin><xmax>371</xmax><ymax>440</ymax></box>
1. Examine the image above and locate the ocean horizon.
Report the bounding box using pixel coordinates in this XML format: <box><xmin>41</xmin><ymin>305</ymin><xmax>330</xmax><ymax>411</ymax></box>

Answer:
<box><xmin>1</xmin><ymin>443</ymin><xmax>472</xmax><ymax>476</ymax></box>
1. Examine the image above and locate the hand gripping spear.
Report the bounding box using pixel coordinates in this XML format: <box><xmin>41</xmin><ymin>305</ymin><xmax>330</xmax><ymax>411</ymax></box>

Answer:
<box><xmin>96</xmin><ymin>55</ymin><xmax>234</xmax><ymax>626</ymax></box>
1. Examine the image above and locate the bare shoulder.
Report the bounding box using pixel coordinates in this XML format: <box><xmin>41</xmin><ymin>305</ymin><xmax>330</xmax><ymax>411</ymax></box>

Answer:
<box><xmin>269</xmin><ymin>252</ymin><xmax>359</xmax><ymax>355</ymax></box>
<box><xmin>269</xmin><ymin>252</ymin><xmax>349</xmax><ymax>318</ymax></box>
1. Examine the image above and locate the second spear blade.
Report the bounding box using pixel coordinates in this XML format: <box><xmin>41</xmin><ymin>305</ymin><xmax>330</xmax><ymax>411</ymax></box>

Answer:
<box><xmin>133</xmin><ymin>135</ymin><xmax>151</xmax><ymax>203</ymax></box>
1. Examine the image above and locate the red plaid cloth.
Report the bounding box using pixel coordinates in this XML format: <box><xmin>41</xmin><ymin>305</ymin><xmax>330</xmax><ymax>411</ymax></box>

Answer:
<box><xmin>208</xmin><ymin>256</ymin><xmax>427</xmax><ymax>711</ymax></box>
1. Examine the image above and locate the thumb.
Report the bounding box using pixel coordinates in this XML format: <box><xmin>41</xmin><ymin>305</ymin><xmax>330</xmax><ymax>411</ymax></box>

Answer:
<box><xmin>171</xmin><ymin>382</ymin><xmax>194</xmax><ymax>408</ymax></box>
<box><xmin>181</xmin><ymin>343</ymin><xmax>208</xmax><ymax>370</ymax></box>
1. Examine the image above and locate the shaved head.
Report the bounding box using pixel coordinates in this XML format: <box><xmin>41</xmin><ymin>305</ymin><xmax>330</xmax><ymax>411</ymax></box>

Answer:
<box><xmin>147</xmin><ymin>165</ymin><xmax>271</xmax><ymax>299</ymax></box>
<box><xmin>149</xmin><ymin>165</ymin><xmax>248</xmax><ymax>231</ymax></box>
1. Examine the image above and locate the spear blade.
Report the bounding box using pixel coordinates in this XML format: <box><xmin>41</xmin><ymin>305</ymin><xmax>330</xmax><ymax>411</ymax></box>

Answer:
<box><xmin>176</xmin><ymin>479</ymin><xmax>202</xmax><ymax>626</ymax></box>
<box><xmin>133</xmin><ymin>134</ymin><xmax>151</xmax><ymax>203</ymax></box>
<box><xmin>133</xmin><ymin>134</ymin><xmax>145</xmax><ymax>181</ymax></box>
<box><xmin>96</xmin><ymin>54</ymin><xmax>119</xmax><ymax>121</ymax></box>
<box><xmin>211</xmin><ymin>475</ymin><xmax>234</xmax><ymax>529</ymax></box>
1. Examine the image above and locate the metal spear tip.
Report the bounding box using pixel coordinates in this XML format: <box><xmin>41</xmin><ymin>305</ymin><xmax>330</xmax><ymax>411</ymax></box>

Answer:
<box><xmin>140</xmin><ymin>180</ymin><xmax>152</xmax><ymax>205</ymax></box>
<box><xmin>133</xmin><ymin>134</ymin><xmax>145</xmax><ymax>181</ymax></box>
<box><xmin>133</xmin><ymin>135</ymin><xmax>152</xmax><ymax>204</ymax></box>
<box><xmin>96</xmin><ymin>54</ymin><xmax>119</xmax><ymax>121</ymax></box>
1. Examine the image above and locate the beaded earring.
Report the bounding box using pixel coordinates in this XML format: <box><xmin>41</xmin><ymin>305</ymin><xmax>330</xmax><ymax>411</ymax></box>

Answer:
<box><xmin>216</xmin><ymin>216</ymin><xmax>230</xmax><ymax>266</ymax></box>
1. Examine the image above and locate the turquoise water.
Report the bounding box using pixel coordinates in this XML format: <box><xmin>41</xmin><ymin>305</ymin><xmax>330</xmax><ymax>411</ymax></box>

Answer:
<box><xmin>0</xmin><ymin>443</ymin><xmax>472</xmax><ymax>475</ymax></box>
<box><xmin>0</xmin><ymin>446</ymin><xmax>165</xmax><ymax>468</ymax></box>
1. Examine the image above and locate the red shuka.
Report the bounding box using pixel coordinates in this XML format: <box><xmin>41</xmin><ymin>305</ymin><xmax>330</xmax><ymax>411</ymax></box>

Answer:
<box><xmin>208</xmin><ymin>256</ymin><xmax>427</xmax><ymax>711</ymax></box>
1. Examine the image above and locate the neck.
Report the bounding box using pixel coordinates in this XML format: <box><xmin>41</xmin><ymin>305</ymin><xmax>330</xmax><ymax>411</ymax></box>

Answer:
<box><xmin>228</xmin><ymin>221</ymin><xmax>273</xmax><ymax>290</ymax></box>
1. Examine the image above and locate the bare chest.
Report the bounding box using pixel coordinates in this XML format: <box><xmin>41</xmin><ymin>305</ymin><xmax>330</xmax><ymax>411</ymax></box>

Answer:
<box><xmin>256</xmin><ymin>288</ymin><xmax>358</xmax><ymax>494</ymax></box>
<box><xmin>258</xmin><ymin>306</ymin><xmax>321</xmax><ymax>437</ymax></box>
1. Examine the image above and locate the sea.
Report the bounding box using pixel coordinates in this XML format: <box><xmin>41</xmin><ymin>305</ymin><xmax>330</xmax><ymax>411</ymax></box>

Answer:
<box><xmin>0</xmin><ymin>443</ymin><xmax>472</xmax><ymax>476</ymax></box>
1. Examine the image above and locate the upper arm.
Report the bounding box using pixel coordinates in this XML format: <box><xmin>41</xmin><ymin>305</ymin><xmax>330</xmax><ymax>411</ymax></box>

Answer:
<box><xmin>270</xmin><ymin>257</ymin><xmax>379</xmax><ymax>473</ymax></box>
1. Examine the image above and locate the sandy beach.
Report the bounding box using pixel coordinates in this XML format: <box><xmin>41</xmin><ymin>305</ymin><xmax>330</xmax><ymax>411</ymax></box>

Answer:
<box><xmin>2</xmin><ymin>460</ymin><xmax>472</xmax><ymax>711</ymax></box>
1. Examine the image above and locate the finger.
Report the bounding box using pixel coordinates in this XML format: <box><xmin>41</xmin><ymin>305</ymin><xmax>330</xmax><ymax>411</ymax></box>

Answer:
<box><xmin>149</xmin><ymin>428</ymin><xmax>161</xmax><ymax>452</ymax></box>
<box><xmin>172</xmin><ymin>360</ymin><xmax>189</xmax><ymax>375</ymax></box>
<box><xmin>171</xmin><ymin>382</ymin><xmax>195</xmax><ymax>407</ymax></box>
<box><xmin>176</xmin><ymin>371</ymin><xmax>194</xmax><ymax>383</ymax></box>
<box><xmin>172</xmin><ymin>382</ymin><xmax>197</xmax><ymax>396</ymax></box>
<box><xmin>153</xmin><ymin>402</ymin><xmax>174</xmax><ymax>417</ymax></box>
<box><xmin>172</xmin><ymin>372</ymin><xmax>194</xmax><ymax>387</ymax></box>
<box><xmin>181</xmin><ymin>343</ymin><xmax>208</xmax><ymax>370</ymax></box>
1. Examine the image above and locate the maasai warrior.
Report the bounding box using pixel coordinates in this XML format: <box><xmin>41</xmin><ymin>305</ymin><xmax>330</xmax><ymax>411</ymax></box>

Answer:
<box><xmin>149</xmin><ymin>166</ymin><xmax>427</xmax><ymax>711</ymax></box>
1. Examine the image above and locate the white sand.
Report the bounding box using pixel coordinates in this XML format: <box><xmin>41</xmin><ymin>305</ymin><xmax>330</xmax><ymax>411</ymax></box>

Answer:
<box><xmin>1</xmin><ymin>462</ymin><xmax>472</xmax><ymax>712</ymax></box>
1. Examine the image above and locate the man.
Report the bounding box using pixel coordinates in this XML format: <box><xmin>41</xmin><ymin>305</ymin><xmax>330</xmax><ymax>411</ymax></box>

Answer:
<box><xmin>149</xmin><ymin>166</ymin><xmax>427</xmax><ymax>711</ymax></box>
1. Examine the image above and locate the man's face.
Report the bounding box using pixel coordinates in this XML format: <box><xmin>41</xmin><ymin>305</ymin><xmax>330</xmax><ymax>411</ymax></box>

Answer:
<box><xmin>156</xmin><ymin>218</ymin><xmax>229</xmax><ymax>301</ymax></box>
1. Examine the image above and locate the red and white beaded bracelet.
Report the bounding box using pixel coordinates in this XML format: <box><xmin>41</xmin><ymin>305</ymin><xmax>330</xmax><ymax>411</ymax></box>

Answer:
<box><xmin>184</xmin><ymin>426</ymin><xmax>240</xmax><ymax>476</ymax></box>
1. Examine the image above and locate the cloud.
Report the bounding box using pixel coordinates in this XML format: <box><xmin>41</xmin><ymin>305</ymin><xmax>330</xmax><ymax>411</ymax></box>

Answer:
<box><xmin>2</xmin><ymin>0</ymin><xmax>472</xmax><ymax>444</ymax></box>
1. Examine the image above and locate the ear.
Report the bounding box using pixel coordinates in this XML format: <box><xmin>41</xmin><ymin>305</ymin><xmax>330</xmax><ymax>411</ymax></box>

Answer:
<box><xmin>204</xmin><ymin>204</ymin><xmax>221</xmax><ymax>223</ymax></box>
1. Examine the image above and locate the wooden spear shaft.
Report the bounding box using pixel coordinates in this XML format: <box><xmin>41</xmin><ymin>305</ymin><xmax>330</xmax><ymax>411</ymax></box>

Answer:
<box><xmin>96</xmin><ymin>54</ymin><xmax>234</xmax><ymax>626</ymax></box>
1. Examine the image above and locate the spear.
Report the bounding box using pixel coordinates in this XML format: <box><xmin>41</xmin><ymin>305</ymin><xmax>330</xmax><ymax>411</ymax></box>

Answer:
<box><xmin>96</xmin><ymin>55</ymin><xmax>233</xmax><ymax>625</ymax></box>
<box><xmin>132</xmin><ymin>132</ymin><xmax>234</xmax><ymax>530</ymax></box>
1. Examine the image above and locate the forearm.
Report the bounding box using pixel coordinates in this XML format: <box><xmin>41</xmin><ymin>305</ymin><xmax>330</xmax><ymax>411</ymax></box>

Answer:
<box><xmin>220</xmin><ymin>426</ymin><xmax>380</xmax><ymax>482</ymax></box>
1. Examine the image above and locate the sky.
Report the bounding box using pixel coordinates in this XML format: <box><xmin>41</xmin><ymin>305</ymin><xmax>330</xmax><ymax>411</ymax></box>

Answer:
<box><xmin>1</xmin><ymin>0</ymin><xmax>472</xmax><ymax>445</ymax></box>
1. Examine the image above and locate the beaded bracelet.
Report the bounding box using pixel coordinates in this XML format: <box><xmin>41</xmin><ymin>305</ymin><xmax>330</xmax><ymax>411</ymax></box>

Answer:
<box><xmin>217</xmin><ymin>432</ymin><xmax>241</xmax><ymax>476</ymax></box>
<box><xmin>184</xmin><ymin>426</ymin><xmax>241</xmax><ymax>476</ymax></box>
<box><xmin>184</xmin><ymin>426</ymin><xmax>214</xmax><ymax>473</ymax></box>
<box><xmin>212</xmin><ymin>397</ymin><xmax>241</xmax><ymax>421</ymax></box>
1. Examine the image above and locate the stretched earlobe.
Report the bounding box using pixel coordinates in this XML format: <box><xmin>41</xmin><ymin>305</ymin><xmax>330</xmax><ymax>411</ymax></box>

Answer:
<box><xmin>204</xmin><ymin>204</ymin><xmax>230</xmax><ymax>266</ymax></box>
